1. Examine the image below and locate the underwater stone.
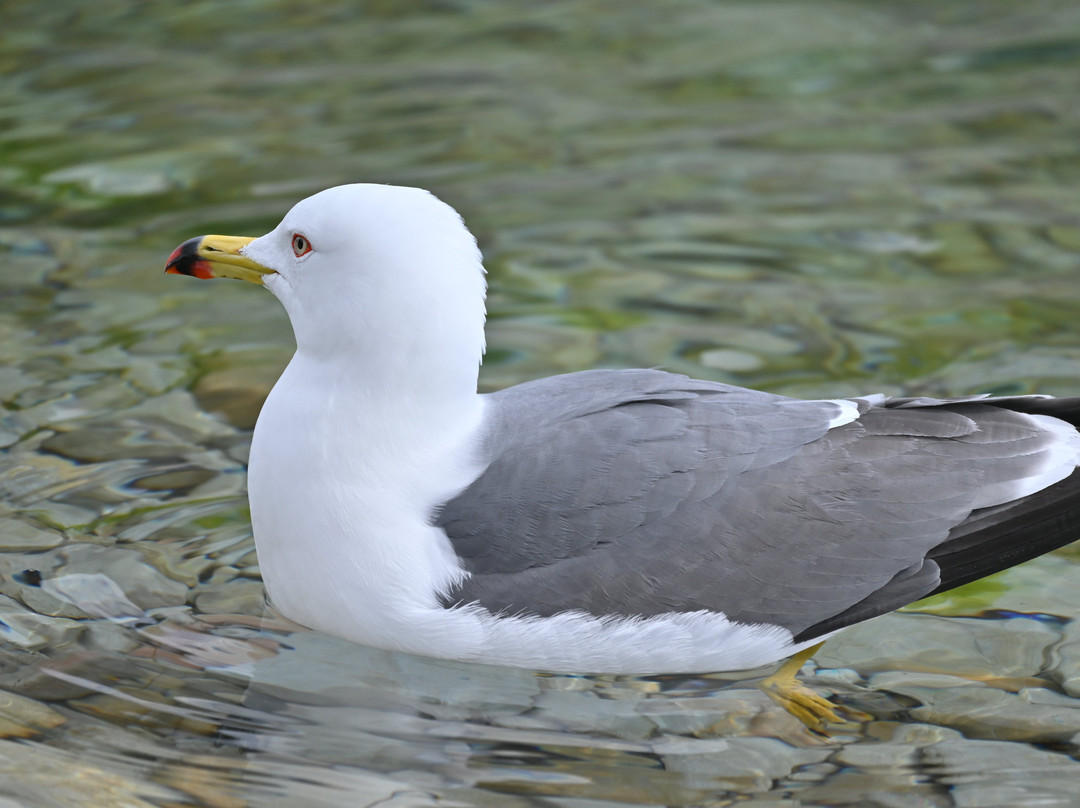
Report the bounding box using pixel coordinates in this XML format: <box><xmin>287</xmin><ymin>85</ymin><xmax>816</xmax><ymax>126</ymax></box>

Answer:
<box><xmin>0</xmin><ymin>593</ymin><xmax>83</xmax><ymax>650</ymax></box>
<box><xmin>0</xmin><ymin>516</ymin><xmax>65</xmax><ymax>552</ymax></box>
<box><xmin>651</xmin><ymin>735</ymin><xmax>832</xmax><ymax>791</ymax></box>
<box><xmin>817</xmin><ymin>612</ymin><xmax>1058</xmax><ymax>680</ymax></box>
<box><xmin>192</xmin><ymin>580</ymin><xmax>266</xmax><ymax>618</ymax></box>
<box><xmin>909</xmin><ymin>686</ymin><xmax>1080</xmax><ymax>743</ymax></box>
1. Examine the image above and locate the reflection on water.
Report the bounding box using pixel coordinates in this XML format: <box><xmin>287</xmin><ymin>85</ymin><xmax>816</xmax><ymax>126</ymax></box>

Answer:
<box><xmin>3</xmin><ymin>0</ymin><xmax>1080</xmax><ymax>805</ymax></box>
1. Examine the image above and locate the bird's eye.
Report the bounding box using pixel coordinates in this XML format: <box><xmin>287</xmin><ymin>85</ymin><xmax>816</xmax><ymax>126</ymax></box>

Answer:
<box><xmin>292</xmin><ymin>233</ymin><xmax>312</xmax><ymax>257</ymax></box>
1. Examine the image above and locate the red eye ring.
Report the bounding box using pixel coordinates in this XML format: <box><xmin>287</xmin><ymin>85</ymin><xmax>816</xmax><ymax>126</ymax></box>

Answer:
<box><xmin>292</xmin><ymin>233</ymin><xmax>312</xmax><ymax>257</ymax></box>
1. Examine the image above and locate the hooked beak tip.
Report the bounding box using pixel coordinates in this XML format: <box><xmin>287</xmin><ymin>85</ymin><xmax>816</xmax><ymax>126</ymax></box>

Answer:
<box><xmin>164</xmin><ymin>236</ymin><xmax>215</xmax><ymax>279</ymax></box>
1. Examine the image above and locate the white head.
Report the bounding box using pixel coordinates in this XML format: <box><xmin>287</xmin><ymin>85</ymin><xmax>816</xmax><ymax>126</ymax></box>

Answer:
<box><xmin>167</xmin><ymin>184</ymin><xmax>488</xmax><ymax>403</ymax></box>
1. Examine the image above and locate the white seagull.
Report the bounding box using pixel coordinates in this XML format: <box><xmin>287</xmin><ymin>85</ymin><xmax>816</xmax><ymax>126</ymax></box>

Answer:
<box><xmin>167</xmin><ymin>184</ymin><xmax>1080</xmax><ymax>725</ymax></box>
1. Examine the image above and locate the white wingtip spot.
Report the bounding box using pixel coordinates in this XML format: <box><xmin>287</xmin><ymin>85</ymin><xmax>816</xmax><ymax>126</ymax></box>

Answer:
<box><xmin>821</xmin><ymin>399</ymin><xmax>862</xmax><ymax>429</ymax></box>
<box><xmin>972</xmin><ymin>411</ymin><xmax>1080</xmax><ymax>510</ymax></box>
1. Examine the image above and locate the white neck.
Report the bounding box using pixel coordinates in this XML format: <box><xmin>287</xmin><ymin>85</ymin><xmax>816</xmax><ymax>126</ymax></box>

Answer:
<box><xmin>265</xmin><ymin>269</ymin><xmax>486</xmax><ymax>416</ymax></box>
<box><xmin>247</xmin><ymin>351</ymin><xmax>487</xmax><ymax>654</ymax></box>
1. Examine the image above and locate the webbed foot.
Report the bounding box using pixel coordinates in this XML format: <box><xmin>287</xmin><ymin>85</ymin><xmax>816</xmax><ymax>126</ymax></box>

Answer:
<box><xmin>758</xmin><ymin>642</ymin><xmax>869</xmax><ymax>733</ymax></box>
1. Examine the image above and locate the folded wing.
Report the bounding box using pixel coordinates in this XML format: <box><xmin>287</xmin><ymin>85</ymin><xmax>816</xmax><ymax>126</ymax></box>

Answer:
<box><xmin>435</xmin><ymin>369</ymin><xmax>1080</xmax><ymax>640</ymax></box>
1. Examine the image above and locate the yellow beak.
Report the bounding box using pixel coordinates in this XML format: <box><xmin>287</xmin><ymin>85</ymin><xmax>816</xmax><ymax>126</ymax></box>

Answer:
<box><xmin>164</xmin><ymin>235</ymin><xmax>273</xmax><ymax>284</ymax></box>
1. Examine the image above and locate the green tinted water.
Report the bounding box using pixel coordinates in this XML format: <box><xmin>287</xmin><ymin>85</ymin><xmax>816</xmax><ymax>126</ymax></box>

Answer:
<box><xmin>3</xmin><ymin>1</ymin><xmax>1080</xmax><ymax>806</ymax></box>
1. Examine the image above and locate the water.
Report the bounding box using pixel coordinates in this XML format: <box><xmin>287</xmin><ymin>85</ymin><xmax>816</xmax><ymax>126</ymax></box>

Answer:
<box><xmin>3</xmin><ymin>1</ymin><xmax>1080</xmax><ymax>805</ymax></box>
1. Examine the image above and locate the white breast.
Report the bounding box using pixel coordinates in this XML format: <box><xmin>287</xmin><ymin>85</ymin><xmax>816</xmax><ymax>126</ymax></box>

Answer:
<box><xmin>247</xmin><ymin>355</ymin><xmax>487</xmax><ymax>657</ymax></box>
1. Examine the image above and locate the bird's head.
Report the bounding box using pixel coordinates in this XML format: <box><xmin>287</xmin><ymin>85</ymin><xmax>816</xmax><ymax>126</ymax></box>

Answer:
<box><xmin>166</xmin><ymin>184</ymin><xmax>488</xmax><ymax>391</ymax></box>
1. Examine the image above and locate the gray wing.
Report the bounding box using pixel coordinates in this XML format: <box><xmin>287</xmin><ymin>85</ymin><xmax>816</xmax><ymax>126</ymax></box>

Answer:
<box><xmin>434</xmin><ymin>368</ymin><xmax>1080</xmax><ymax>639</ymax></box>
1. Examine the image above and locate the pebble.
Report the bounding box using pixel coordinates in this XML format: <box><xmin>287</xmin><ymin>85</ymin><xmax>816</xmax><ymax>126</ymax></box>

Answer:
<box><xmin>0</xmin><ymin>737</ymin><xmax>174</xmax><ymax>807</ymax></box>
<box><xmin>193</xmin><ymin>580</ymin><xmax>266</xmax><ymax>617</ymax></box>
<box><xmin>867</xmin><ymin>721</ymin><xmax>964</xmax><ymax>745</ymax></box>
<box><xmin>923</xmin><ymin>737</ymin><xmax>1080</xmax><ymax>808</ymax></box>
<box><xmin>121</xmin><ymin>357</ymin><xmax>188</xmax><ymax>396</ymax></box>
<box><xmin>1</xmin><ymin>578</ymin><xmax>88</xmax><ymax>626</ymax></box>
<box><xmin>650</xmin><ymin>735</ymin><xmax>832</xmax><ymax>791</ymax></box>
<box><xmin>40</xmin><ymin>573</ymin><xmax>146</xmax><ymax>621</ymax></box>
<box><xmin>816</xmin><ymin>611</ymin><xmax>1059</xmax><ymax>679</ymax></box>
<box><xmin>908</xmin><ymin>685</ymin><xmax>1080</xmax><ymax>742</ymax></box>
<box><xmin>19</xmin><ymin>544</ymin><xmax>188</xmax><ymax>613</ymax></box>
<box><xmin>81</xmin><ymin>619</ymin><xmax>141</xmax><ymax>654</ymax></box>
<box><xmin>636</xmin><ymin>691</ymin><xmax>777</xmax><ymax>738</ymax></box>
<box><xmin>1049</xmin><ymin>617</ymin><xmax>1080</xmax><ymax>697</ymax></box>
<box><xmin>136</xmin><ymin>621</ymin><xmax>280</xmax><ymax>672</ymax></box>
<box><xmin>234</xmin><ymin>760</ymin><xmax>445</xmax><ymax>808</ymax></box>
<box><xmin>831</xmin><ymin>741</ymin><xmax>917</xmax><ymax>770</ymax></box>
<box><xmin>0</xmin><ymin>689</ymin><xmax>66</xmax><ymax>738</ymax></box>
<box><xmin>504</xmin><ymin>688</ymin><xmax>658</xmax><ymax>740</ymax></box>
<box><xmin>192</xmin><ymin>350</ymin><xmax>289</xmax><ymax>430</ymax></box>
<box><xmin>795</xmin><ymin>769</ymin><xmax>950</xmax><ymax>808</ymax></box>
<box><xmin>0</xmin><ymin>516</ymin><xmax>65</xmax><ymax>552</ymax></box>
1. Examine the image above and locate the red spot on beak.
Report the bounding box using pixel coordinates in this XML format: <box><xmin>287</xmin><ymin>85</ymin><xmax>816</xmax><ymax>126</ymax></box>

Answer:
<box><xmin>165</xmin><ymin>237</ymin><xmax>215</xmax><ymax>279</ymax></box>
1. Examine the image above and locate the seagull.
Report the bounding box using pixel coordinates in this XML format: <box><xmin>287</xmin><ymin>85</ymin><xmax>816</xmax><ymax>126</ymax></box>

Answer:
<box><xmin>167</xmin><ymin>184</ymin><xmax>1080</xmax><ymax>724</ymax></box>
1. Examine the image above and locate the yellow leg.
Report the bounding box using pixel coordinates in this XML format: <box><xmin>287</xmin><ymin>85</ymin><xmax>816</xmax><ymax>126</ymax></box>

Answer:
<box><xmin>759</xmin><ymin>642</ymin><xmax>859</xmax><ymax>732</ymax></box>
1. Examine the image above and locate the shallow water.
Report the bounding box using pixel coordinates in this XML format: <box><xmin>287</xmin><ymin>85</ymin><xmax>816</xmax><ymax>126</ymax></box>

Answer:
<box><xmin>3</xmin><ymin>1</ymin><xmax>1080</xmax><ymax>805</ymax></box>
